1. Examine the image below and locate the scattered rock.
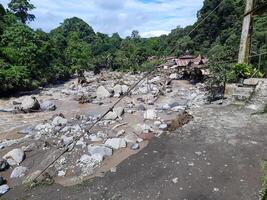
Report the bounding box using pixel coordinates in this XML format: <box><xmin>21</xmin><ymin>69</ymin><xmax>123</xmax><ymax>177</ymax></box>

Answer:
<box><xmin>110</xmin><ymin>167</ymin><xmax>117</xmax><ymax>173</ymax></box>
<box><xmin>105</xmin><ymin>111</ymin><xmax>118</xmax><ymax>120</ymax></box>
<box><xmin>136</xmin><ymin>104</ymin><xmax>146</xmax><ymax>111</ymax></box>
<box><xmin>40</xmin><ymin>101</ymin><xmax>57</xmax><ymax>111</ymax></box>
<box><xmin>3</xmin><ymin>148</ymin><xmax>25</xmax><ymax>166</ymax></box>
<box><xmin>171</xmin><ymin>106</ymin><xmax>186</xmax><ymax>112</ymax></box>
<box><xmin>105</xmin><ymin>138</ymin><xmax>127</xmax><ymax>150</ymax></box>
<box><xmin>169</xmin><ymin>73</ymin><xmax>178</xmax><ymax>80</ymax></box>
<box><xmin>80</xmin><ymin>154</ymin><xmax>101</xmax><ymax>168</ymax></box>
<box><xmin>18</xmin><ymin>127</ymin><xmax>33</xmax><ymax>135</ymax></box>
<box><xmin>159</xmin><ymin>123</ymin><xmax>168</xmax><ymax>130</ymax></box>
<box><xmin>10</xmin><ymin>166</ymin><xmax>28</xmax><ymax>178</ymax></box>
<box><xmin>52</xmin><ymin>116</ymin><xmax>67</xmax><ymax>126</ymax></box>
<box><xmin>58</xmin><ymin>170</ymin><xmax>66</xmax><ymax>177</ymax></box>
<box><xmin>124</xmin><ymin>133</ymin><xmax>138</xmax><ymax>143</ymax></box>
<box><xmin>135</xmin><ymin>124</ymin><xmax>153</xmax><ymax>134</ymax></box>
<box><xmin>113</xmin><ymin>107</ymin><xmax>124</xmax><ymax>117</ymax></box>
<box><xmin>144</xmin><ymin>109</ymin><xmax>157</xmax><ymax>120</ymax></box>
<box><xmin>96</xmin><ymin>86</ymin><xmax>111</xmax><ymax>99</ymax></box>
<box><xmin>0</xmin><ymin>159</ymin><xmax>9</xmax><ymax>171</ymax></box>
<box><xmin>128</xmin><ymin>143</ymin><xmax>140</xmax><ymax>150</ymax></box>
<box><xmin>0</xmin><ymin>184</ymin><xmax>9</xmax><ymax>195</ymax></box>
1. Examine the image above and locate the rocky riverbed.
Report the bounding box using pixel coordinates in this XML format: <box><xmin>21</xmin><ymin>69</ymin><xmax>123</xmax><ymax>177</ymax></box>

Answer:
<box><xmin>0</xmin><ymin>69</ymin><xmax>209</xmax><ymax>195</ymax></box>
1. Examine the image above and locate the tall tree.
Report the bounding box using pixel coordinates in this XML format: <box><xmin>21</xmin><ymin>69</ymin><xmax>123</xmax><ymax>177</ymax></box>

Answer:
<box><xmin>8</xmin><ymin>0</ymin><xmax>35</xmax><ymax>24</ymax></box>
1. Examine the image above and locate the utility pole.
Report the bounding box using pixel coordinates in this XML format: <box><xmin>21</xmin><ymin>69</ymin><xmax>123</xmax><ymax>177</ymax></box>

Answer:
<box><xmin>238</xmin><ymin>0</ymin><xmax>255</xmax><ymax>64</ymax></box>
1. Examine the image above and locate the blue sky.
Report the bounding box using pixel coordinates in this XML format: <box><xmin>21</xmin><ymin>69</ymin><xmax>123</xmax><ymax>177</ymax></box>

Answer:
<box><xmin>1</xmin><ymin>0</ymin><xmax>204</xmax><ymax>37</ymax></box>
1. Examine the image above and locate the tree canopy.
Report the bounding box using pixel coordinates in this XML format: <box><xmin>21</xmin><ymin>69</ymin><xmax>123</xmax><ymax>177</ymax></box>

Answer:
<box><xmin>0</xmin><ymin>0</ymin><xmax>266</xmax><ymax>95</ymax></box>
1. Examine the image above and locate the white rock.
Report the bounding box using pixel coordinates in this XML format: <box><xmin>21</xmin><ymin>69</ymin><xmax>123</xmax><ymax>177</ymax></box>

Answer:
<box><xmin>10</xmin><ymin>166</ymin><xmax>27</xmax><ymax>178</ymax></box>
<box><xmin>113</xmin><ymin>107</ymin><xmax>124</xmax><ymax>117</ymax></box>
<box><xmin>116</xmin><ymin>130</ymin><xmax>125</xmax><ymax>137</ymax></box>
<box><xmin>61</xmin><ymin>135</ymin><xmax>73</xmax><ymax>146</ymax></box>
<box><xmin>104</xmin><ymin>138</ymin><xmax>126</xmax><ymax>150</ymax></box>
<box><xmin>3</xmin><ymin>148</ymin><xmax>25</xmax><ymax>166</ymax></box>
<box><xmin>96</xmin><ymin>86</ymin><xmax>111</xmax><ymax>99</ymax></box>
<box><xmin>89</xmin><ymin>134</ymin><xmax>103</xmax><ymax>142</ymax></box>
<box><xmin>144</xmin><ymin>109</ymin><xmax>157</xmax><ymax>120</ymax></box>
<box><xmin>52</xmin><ymin>116</ymin><xmax>67</xmax><ymax>126</ymax></box>
<box><xmin>169</xmin><ymin>73</ymin><xmax>178</xmax><ymax>80</ymax></box>
<box><xmin>113</xmin><ymin>84</ymin><xmax>123</xmax><ymax>97</ymax></box>
<box><xmin>159</xmin><ymin>123</ymin><xmax>168</xmax><ymax>130</ymax></box>
<box><xmin>154</xmin><ymin>121</ymin><xmax>162</xmax><ymax>126</ymax></box>
<box><xmin>76</xmin><ymin>138</ymin><xmax>86</xmax><ymax>148</ymax></box>
<box><xmin>58</xmin><ymin>170</ymin><xmax>66</xmax><ymax>177</ymax></box>
<box><xmin>171</xmin><ymin>106</ymin><xmax>186</xmax><ymax>112</ymax></box>
<box><xmin>0</xmin><ymin>184</ymin><xmax>9</xmax><ymax>194</ymax></box>
<box><xmin>135</xmin><ymin>124</ymin><xmax>153</xmax><ymax>134</ymax></box>
<box><xmin>105</xmin><ymin>111</ymin><xmax>118</xmax><ymax>120</ymax></box>
<box><xmin>121</xmin><ymin>85</ymin><xmax>129</xmax><ymax>94</ymax></box>
<box><xmin>80</xmin><ymin>154</ymin><xmax>100</xmax><ymax>168</ymax></box>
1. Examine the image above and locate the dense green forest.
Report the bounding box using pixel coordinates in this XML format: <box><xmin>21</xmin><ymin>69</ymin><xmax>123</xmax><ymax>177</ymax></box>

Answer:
<box><xmin>0</xmin><ymin>0</ymin><xmax>266</xmax><ymax>94</ymax></box>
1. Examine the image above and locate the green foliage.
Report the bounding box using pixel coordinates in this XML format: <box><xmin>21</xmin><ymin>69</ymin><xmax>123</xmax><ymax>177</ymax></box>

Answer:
<box><xmin>8</xmin><ymin>0</ymin><xmax>35</xmax><ymax>24</ymax></box>
<box><xmin>232</xmin><ymin>63</ymin><xmax>254</xmax><ymax>78</ymax></box>
<box><xmin>0</xmin><ymin>0</ymin><xmax>266</xmax><ymax>95</ymax></box>
<box><xmin>260</xmin><ymin>161</ymin><xmax>267</xmax><ymax>200</ymax></box>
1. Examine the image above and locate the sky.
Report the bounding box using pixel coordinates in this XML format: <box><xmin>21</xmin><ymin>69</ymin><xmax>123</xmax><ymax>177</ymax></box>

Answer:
<box><xmin>1</xmin><ymin>0</ymin><xmax>204</xmax><ymax>38</ymax></box>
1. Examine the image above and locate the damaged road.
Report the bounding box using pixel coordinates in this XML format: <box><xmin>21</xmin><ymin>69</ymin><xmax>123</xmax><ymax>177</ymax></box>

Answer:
<box><xmin>3</xmin><ymin>103</ymin><xmax>267</xmax><ymax>200</ymax></box>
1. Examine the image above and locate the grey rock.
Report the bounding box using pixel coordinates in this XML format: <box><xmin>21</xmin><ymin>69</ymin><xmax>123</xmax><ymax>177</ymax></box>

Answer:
<box><xmin>10</xmin><ymin>166</ymin><xmax>28</xmax><ymax>178</ymax></box>
<box><xmin>124</xmin><ymin>133</ymin><xmax>138</xmax><ymax>143</ymax></box>
<box><xmin>136</xmin><ymin>104</ymin><xmax>146</xmax><ymax>111</ymax></box>
<box><xmin>105</xmin><ymin>111</ymin><xmax>118</xmax><ymax>120</ymax></box>
<box><xmin>88</xmin><ymin>145</ymin><xmax>113</xmax><ymax>158</ymax></box>
<box><xmin>52</xmin><ymin>116</ymin><xmax>67</xmax><ymax>126</ymax></box>
<box><xmin>128</xmin><ymin>143</ymin><xmax>140</xmax><ymax>150</ymax></box>
<box><xmin>3</xmin><ymin>148</ymin><xmax>25</xmax><ymax>166</ymax></box>
<box><xmin>144</xmin><ymin>109</ymin><xmax>157</xmax><ymax>120</ymax></box>
<box><xmin>96</xmin><ymin>86</ymin><xmax>111</xmax><ymax>99</ymax></box>
<box><xmin>18</xmin><ymin>127</ymin><xmax>33</xmax><ymax>135</ymax></box>
<box><xmin>40</xmin><ymin>101</ymin><xmax>56</xmax><ymax>111</ymax></box>
<box><xmin>104</xmin><ymin>138</ymin><xmax>126</xmax><ymax>150</ymax></box>
<box><xmin>113</xmin><ymin>107</ymin><xmax>124</xmax><ymax>117</ymax></box>
<box><xmin>0</xmin><ymin>184</ymin><xmax>9</xmax><ymax>194</ymax></box>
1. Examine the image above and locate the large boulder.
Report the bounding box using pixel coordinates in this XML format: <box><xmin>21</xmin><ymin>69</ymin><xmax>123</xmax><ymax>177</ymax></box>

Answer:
<box><xmin>20</xmin><ymin>96</ymin><xmax>40</xmax><ymax>111</ymax></box>
<box><xmin>3</xmin><ymin>148</ymin><xmax>25</xmax><ymax>166</ymax></box>
<box><xmin>96</xmin><ymin>86</ymin><xmax>111</xmax><ymax>99</ymax></box>
<box><xmin>40</xmin><ymin>101</ymin><xmax>56</xmax><ymax>111</ymax></box>
<box><xmin>10</xmin><ymin>166</ymin><xmax>28</xmax><ymax>178</ymax></box>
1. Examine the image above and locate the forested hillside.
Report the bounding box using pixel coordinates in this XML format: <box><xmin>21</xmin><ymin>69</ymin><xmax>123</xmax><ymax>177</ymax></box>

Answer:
<box><xmin>0</xmin><ymin>0</ymin><xmax>266</xmax><ymax>95</ymax></box>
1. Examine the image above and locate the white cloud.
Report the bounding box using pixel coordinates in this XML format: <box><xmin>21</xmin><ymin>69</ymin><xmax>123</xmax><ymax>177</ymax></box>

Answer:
<box><xmin>1</xmin><ymin>0</ymin><xmax>204</xmax><ymax>37</ymax></box>
<box><xmin>141</xmin><ymin>30</ymin><xmax>170</xmax><ymax>38</ymax></box>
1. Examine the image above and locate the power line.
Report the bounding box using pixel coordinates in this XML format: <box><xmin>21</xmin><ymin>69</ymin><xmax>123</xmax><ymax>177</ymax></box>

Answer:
<box><xmin>188</xmin><ymin>0</ymin><xmax>225</xmax><ymax>36</ymax></box>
